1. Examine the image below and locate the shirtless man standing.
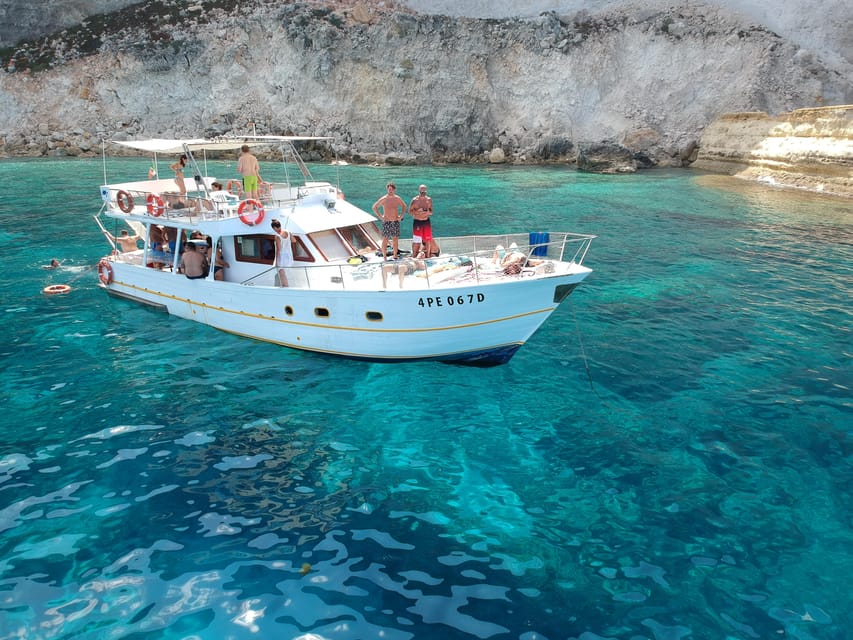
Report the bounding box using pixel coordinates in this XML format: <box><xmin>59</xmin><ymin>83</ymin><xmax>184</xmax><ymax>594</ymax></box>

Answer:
<box><xmin>237</xmin><ymin>145</ymin><xmax>261</xmax><ymax>200</ymax></box>
<box><xmin>409</xmin><ymin>184</ymin><xmax>435</xmax><ymax>257</ymax></box>
<box><xmin>372</xmin><ymin>182</ymin><xmax>407</xmax><ymax>260</ymax></box>
<box><xmin>180</xmin><ymin>242</ymin><xmax>208</xmax><ymax>279</ymax></box>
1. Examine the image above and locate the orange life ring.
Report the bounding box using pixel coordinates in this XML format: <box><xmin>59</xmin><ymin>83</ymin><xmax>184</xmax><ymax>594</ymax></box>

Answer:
<box><xmin>238</xmin><ymin>199</ymin><xmax>265</xmax><ymax>226</ymax></box>
<box><xmin>116</xmin><ymin>190</ymin><xmax>134</xmax><ymax>213</ymax></box>
<box><xmin>226</xmin><ymin>179</ymin><xmax>243</xmax><ymax>197</ymax></box>
<box><xmin>98</xmin><ymin>259</ymin><xmax>114</xmax><ymax>285</ymax></box>
<box><xmin>43</xmin><ymin>284</ymin><xmax>71</xmax><ymax>295</ymax></box>
<box><xmin>258</xmin><ymin>181</ymin><xmax>272</xmax><ymax>199</ymax></box>
<box><xmin>146</xmin><ymin>193</ymin><xmax>165</xmax><ymax>217</ymax></box>
<box><xmin>337</xmin><ymin>189</ymin><xmax>345</xmax><ymax>200</ymax></box>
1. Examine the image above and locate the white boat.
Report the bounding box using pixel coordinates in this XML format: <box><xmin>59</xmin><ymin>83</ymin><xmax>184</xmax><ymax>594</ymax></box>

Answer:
<box><xmin>94</xmin><ymin>136</ymin><xmax>595</xmax><ymax>366</ymax></box>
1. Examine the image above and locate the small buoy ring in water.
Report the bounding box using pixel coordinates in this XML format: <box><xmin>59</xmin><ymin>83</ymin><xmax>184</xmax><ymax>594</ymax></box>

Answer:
<box><xmin>43</xmin><ymin>284</ymin><xmax>71</xmax><ymax>295</ymax></box>
<box><xmin>238</xmin><ymin>199</ymin><xmax>265</xmax><ymax>226</ymax></box>
<box><xmin>98</xmin><ymin>259</ymin><xmax>114</xmax><ymax>285</ymax></box>
<box><xmin>116</xmin><ymin>190</ymin><xmax>134</xmax><ymax>213</ymax></box>
<box><xmin>226</xmin><ymin>179</ymin><xmax>243</xmax><ymax>197</ymax></box>
<box><xmin>146</xmin><ymin>192</ymin><xmax>165</xmax><ymax>217</ymax></box>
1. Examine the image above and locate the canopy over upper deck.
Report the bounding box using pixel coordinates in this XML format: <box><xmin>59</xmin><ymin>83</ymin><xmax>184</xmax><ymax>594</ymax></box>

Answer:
<box><xmin>108</xmin><ymin>136</ymin><xmax>334</xmax><ymax>154</ymax></box>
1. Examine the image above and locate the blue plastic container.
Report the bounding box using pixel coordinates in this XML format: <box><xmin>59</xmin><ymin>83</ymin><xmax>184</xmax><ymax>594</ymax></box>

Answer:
<box><xmin>529</xmin><ymin>231</ymin><xmax>550</xmax><ymax>257</ymax></box>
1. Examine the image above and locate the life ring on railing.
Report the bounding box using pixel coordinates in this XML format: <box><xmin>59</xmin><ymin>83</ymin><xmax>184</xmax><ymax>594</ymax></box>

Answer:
<box><xmin>226</xmin><ymin>179</ymin><xmax>243</xmax><ymax>197</ymax></box>
<box><xmin>116</xmin><ymin>190</ymin><xmax>134</xmax><ymax>213</ymax></box>
<box><xmin>43</xmin><ymin>284</ymin><xmax>71</xmax><ymax>295</ymax></box>
<box><xmin>98</xmin><ymin>259</ymin><xmax>114</xmax><ymax>285</ymax></box>
<box><xmin>258</xmin><ymin>181</ymin><xmax>272</xmax><ymax>199</ymax></box>
<box><xmin>337</xmin><ymin>189</ymin><xmax>345</xmax><ymax>200</ymax></box>
<box><xmin>146</xmin><ymin>193</ymin><xmax>165</xmax><ymax>217</ymax></box>
<box><xmin>238</xmin><ymin>199</ymin><xmax>265</xmax><ymax>226</ymax></box>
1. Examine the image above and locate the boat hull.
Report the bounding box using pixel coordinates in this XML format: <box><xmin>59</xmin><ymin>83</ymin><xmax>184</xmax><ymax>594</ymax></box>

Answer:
<box><xmin>101</xmin><ymin>262</ymin><xmax>590</xmax><ymax>366</ymax></box>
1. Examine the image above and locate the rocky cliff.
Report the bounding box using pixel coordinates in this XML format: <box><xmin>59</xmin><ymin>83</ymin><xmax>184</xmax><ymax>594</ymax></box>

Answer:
<box><xmin>0</xmin><ymin>0</ymin><xmax>851</xmax><ymax>178</ymax></box>
<box><xmin>694</xmin><ymin>106</ymin><xmax>852</xmax><ymax>197</ymax></box>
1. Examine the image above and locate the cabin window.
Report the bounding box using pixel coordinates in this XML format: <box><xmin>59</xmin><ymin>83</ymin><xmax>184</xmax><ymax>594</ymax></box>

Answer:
<box><xmin>361</xmin><ymin>223</ymin><xmax>383</xmax><ymax>246</ymax></box>
<box><xmin>309</xmin><ymin>225</ymin><xmax>379</xmax><ymax>262</ymax></box>
<box><xmin>234</xmin><ymin>234</ymin><xmax>314</xmax><ymax>264</ymax></box>
<box><xmin>341</xmin><ymin>225</ymin><xmax>377</xmax><ymax>254</ymax></box>
<box><xmin>310</xmin><ymin>229</ymin><xmax>351</xmax><ymax>262</ymax></box>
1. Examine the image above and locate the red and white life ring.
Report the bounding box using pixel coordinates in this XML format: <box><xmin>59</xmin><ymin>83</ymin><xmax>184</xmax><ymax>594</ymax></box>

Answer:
<box><xmin>238</xmin><ymin>199</ymin><xmax>265</xmax><ymax>226</ymax></box>
<box><xmin>43</xmin><ymin>284</ymin><xmax>71</xmax><ymax>295</ymax></box>
<box><xmin>98</xmin><ymin>259</ymin><xmax>114</xmax><ymax>285</ymax></box>
<box><xmin>226</xmin><ymin>179</ymin><xmax>243</xmax><ymax>197</ymax></box>
<box><xmin>258</xmin><ymin>181</ymin><xmax>272</xmax><ymax>199</ymax></box>
<box><xmin>146</xmin><ymin>193</ymin><xmax>165</xmax><ymax>217</ymax></box>
<box><xmin>116</xmin><ymin>190</ymin><xmax>134</xmax><ymax>213</ymax></box>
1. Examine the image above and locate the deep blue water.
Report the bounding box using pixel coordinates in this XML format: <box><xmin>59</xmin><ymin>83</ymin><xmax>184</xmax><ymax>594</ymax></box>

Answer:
<box><xmin>0</xmin><ymin>157</ymin><xmax>851</xmax><ymax>640</ymax></box>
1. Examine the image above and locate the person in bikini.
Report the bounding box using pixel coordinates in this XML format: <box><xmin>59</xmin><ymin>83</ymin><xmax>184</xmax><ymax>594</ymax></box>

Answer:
<box><xmin>372</xmin><ymin>182</ymin><xmax>407</xmax><ymax>260</ymax></box>
<box><xmin>170</xmin><ymin>154</ymin><xmax>188</xmax><ymax>202</ymax></box>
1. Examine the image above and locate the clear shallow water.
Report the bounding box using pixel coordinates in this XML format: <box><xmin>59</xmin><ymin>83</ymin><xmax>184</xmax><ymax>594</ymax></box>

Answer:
<box><xmin>0</xmin><ymin>157</ymin><xmax>851</xmax><ymax>640</ymax></box>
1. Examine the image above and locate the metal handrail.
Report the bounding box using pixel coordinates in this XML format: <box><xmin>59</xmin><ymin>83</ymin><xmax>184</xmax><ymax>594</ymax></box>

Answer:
<box><xmin>235</xmin><ymin>233</ymin><xmax>594</xmax><ymax>291</ymax></box>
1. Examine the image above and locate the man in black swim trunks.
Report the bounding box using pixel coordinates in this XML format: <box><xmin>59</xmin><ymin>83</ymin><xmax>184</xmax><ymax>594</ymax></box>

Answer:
<box><xmin>372</xmin><ymin>182</ymin><xmax>407</xmax><ymax>260</ymax></box>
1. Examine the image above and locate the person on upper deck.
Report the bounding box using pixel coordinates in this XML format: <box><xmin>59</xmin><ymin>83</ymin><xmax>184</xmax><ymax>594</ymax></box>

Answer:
<box><xmin>237</xmin><ymin>145</ymin><xmax>261</xmax><ymax>201</ymax></box>
<box><xmin>208</xmin><ymin>181</ymin><xmax>237</xmax><ymax>213</ymax></box>
<box><xmin>170</xmin><ymin>154</ymin><xmax>188</xmax><ymax>200</ymax></box>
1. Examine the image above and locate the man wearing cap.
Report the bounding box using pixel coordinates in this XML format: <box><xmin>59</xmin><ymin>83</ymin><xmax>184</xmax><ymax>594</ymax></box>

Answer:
<box><xmin>409</xmin><ymin>184</ymin><xmax>436</xmax><ymax>258</ymax></box>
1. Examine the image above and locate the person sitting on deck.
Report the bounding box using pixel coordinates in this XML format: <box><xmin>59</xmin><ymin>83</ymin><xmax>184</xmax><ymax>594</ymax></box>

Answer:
<box><xmin>499</xmin><ymin>242</ymin><xmax>543</xmax><ymax>274</ymax></box>
<box><xmin>206</xmin><ymin>181</ymin><xmax>238</xmax><ymax>214</ymax></box>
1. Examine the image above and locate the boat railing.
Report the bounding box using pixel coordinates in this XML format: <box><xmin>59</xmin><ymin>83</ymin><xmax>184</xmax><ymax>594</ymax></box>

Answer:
<box><xmin>103</xmin><ymin>180</ymin><xmax>339</xmax><ymax>223</ymax></box>
<box><xmin>238</xmin><ymin>233</ymin><xmax>595</xmax><ymax>291</ymax></box>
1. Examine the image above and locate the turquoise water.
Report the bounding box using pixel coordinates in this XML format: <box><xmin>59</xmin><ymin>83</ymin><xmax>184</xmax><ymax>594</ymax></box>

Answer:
<box><xmin>0</xmin><ymin>157</ymin><xmax>851</xmax><ymax>640</ymax></box>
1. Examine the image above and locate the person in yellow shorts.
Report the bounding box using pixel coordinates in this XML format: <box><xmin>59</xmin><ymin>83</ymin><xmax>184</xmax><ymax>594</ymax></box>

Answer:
<box><xmin>237</xmin><ymin>144</ymin><xmax>261</xmax><ymax>200</ymax></box>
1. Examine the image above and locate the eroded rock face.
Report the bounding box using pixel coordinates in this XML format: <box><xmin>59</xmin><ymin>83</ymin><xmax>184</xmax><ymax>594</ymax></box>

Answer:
<box><xmin>577</xmin><ymin>143</ymin><xmax>637</xmax><ymax>173</ymax></box>
<box><xmin>0</xmin><ymin>0</ymin><xmax>850</xmax><ymax>188</ymax></box>
<box><xmin>694</xmin><ymin>106</ymin><xmax>853</xmax><ymax>197</ymax></box>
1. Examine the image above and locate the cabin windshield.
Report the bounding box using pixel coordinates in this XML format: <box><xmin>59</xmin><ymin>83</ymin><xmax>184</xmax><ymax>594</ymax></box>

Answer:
<box><xmin>311</xmin><ymin>225</ymin><xmax>379</xmax><ymax>261</ymax></box>
<box><xmin>342</xmin><ymin>225</ymin><xmax>377</xmax><ymax>254</ymax></box>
